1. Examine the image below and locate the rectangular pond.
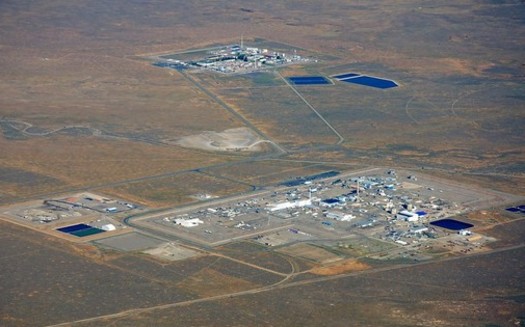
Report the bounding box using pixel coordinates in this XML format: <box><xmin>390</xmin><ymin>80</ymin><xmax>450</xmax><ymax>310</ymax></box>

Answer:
<box><xmin>57</xmin><ymin>223</ymin><xmax>106</xmax><ymax>237</ymax></box>
<box><xmin>288</xmin><ymin>76</ymin><xmax>331</xmax><ymax>85</ymax></box>
<box><xmin>430</xmin><ymin>219</ymin><xmax>474</xmax><ymax>231</ymax></box>
<box><xmin>340</xmin><ymin>75</ymin><xmax>398</xmax><ymax>89</ymax></box>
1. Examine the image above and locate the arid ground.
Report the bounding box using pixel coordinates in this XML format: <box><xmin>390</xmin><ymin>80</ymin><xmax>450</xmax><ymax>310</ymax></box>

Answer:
<box><xmin>0</xmin><ymin>0</ymin><xmax>523</xmax><ymax>326</ymax></box>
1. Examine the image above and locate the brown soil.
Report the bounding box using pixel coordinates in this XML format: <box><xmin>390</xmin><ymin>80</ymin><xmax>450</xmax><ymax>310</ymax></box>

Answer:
<box><xmin>310</xmin><ymin>259</ymin><xmax>371</xmax><ymax>276</ymax></box>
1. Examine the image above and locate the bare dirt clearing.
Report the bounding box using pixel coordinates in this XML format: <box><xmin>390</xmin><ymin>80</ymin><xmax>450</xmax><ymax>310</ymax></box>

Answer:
<box><xmin>174</xmin><ymin>127</ymin><xmax>265</xmax><ymax>152</ymax></box>
<box><xmin>144</xmin><ymin>243</ymin><xmax>202</xmax><ymax>261</ymax></box>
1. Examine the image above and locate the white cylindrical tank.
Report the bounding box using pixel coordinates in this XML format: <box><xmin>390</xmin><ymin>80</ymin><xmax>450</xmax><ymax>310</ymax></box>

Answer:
<box><xmin>101</xmin><ymin>224</ymin><xmax>116</xmax><ymax>231</ymax></box>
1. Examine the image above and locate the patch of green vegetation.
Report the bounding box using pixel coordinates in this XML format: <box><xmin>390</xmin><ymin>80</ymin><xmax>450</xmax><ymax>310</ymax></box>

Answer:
<box><xmin>308</xmin><ymin>243</ymin><xmax>345</xmax><ymax>257</ymax></box>
<box><xmin>249</xmin><ymin>72</ymin><xmax>284</xmax><ymax>86</ymax></box>
<box><xmin>504</xmin><ymin>294</ymin><xmax>525</xmax><ymax>304</ymax></box>
<box><xmin>0</xmin><ymin>122</ymin><xmax>28</xmax><ymax>140</ymax></box>
<box><xmin>332</xmin><ymin>243</ymin><xmax>367</xmax><ymax>257</ymax></box>
<box><xmin>0</xmin><ymin>167</ymin><xmax>58</xmax><ymax>186</ymax></box>
<box><xmin>386</xmin><ymin>144</ymin><xmax>421</xmax><ymax>152</ymax></box>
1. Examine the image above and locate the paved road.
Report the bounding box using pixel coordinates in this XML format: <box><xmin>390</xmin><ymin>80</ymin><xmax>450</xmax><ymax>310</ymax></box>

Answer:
<box><xmin>2</xmin><ymin>66</ymin><xmax>292</xmax><ymax>205</ymax></box>
<box><xmin>277</xmin><ymin>71</ymin><xmax>345</xmax><ymax>145</ymax></box>
<box><xmin>179</xmin><ymin>70</ymin><xmax>287</xmax><ymax>155</ymax></box>
<box><xmin>12</xmin><ymin>153</ymin><xmax>281</xmax><ymax>204</ymax></box>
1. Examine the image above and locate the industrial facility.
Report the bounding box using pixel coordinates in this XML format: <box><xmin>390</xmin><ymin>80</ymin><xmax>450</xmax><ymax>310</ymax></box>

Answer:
<box><xmin>136</xmin><ymin>168</ymin><xmax>501</xmax><ymax>254</ymax></box>
<box><xmin>1</xmin><ymin>192</ymin><xmax>136</xmax><ymax>240</ymax></box>
<box><xmin>153</xmin><ymin>43</ymin><xmax>311</xmax><ymax>74</ymax></box>
<box><xmin>0</xmin><ymin>168</ymin><xmax>517</xmax><ymax>262</ymax></box>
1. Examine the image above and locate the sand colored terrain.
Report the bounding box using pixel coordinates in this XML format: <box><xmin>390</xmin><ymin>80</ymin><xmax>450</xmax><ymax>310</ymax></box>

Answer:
<box><xmin>176</xmin><ymin>267</ymin><xmax>259</xmax><ymax>297</ymax></box>
<box><xmin>278</xmin><ymin>243</ymin><xmax>341</xmax><ymax>264</ymax></box>
<box><xmin>310</xmin><ymin>259</ymin><xmax>371</xmax><ymax>276</ymax></box>
<box><xmin>175</xmin><ymin>127</ymin><xmax>265</xmax><ymax>152</ymax></box>
<box><xmin>144</xmin><ymin>243</ymin><xmax>201</xmax><ymax>261</ymax></box>
<box><xmin>0</xmin><ymin>1</ymin><xmax>524</xmax><ymax>326</ymax></box>
<box><xmin>0</xmin><ymin>136</ymin><xmax>236</xmax><ymax>202</ymax></box>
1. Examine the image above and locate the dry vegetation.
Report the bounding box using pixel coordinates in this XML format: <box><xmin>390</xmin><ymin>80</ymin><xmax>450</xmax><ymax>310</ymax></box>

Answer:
<box><xmin>100</xmin><ymin>171</ymin><xmax>252</xmax><ymax>208</ymax></box>
<box><xmin>278</xmin><ymin>243</ymin><xmax>342</xmax><ymax>264</ymax></box>
<box><xmin>176</xmin><ymin>268</ymin><xmax>260</xmax><ymax>297</ymax></box>
<box><xmin>205</xmin><ymin>160</ymin><xmax>349</xmax><ymax>186</ymax></box>
<box><xmin>0</xmin><ymin>0</ymin><xmax>524</xmax><ymax>326</ymax></box>
<box><xmin>0</xmin><ymin>135</ymin><xmax>238</xmax><ymax>202</ymax></box>
<box><xmin>309</xmin><ymin>259</ymin><xmax>371</xmax><ymax>276</ymax></box>
<box><xmin>0</xmin><ymin>0</ymin><xmax>523</xmax><ymax>202</ymax></box>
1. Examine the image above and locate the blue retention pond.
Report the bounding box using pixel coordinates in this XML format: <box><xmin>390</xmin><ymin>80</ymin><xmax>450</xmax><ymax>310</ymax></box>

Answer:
<box><xmin>506</xmin><ymin>206</ymin><xmax>525</xmax><ymax>214</ymax></box>
<box><xmin>322</xmin><ymin>198</ymin><xmax>340</xmax><ymax>205</ymax></box>
<box><xmin>71</xmin><ymin>228</ymin><xmax>105</xmax><ymax>237</ymax></box>
<box><xmin>57</xmin><ymin>223</ymin><xmax>105</xmax><ymax>237</ymax></box>
<box><xmin>57</xmin><ymin>223</ymin><xmax>92</xmax><ymax>233</ymax></box>
<box><xmin>333</xmin><ymin>73</ymin><xmax>360</xmax><ymax>80</ymax></box>
<box><xmin>288</xmin><ymin>76</ymin><xmax>331</xmax><ymax>85</ymax></box>
<box><xmin>340</xmin><ymin>75</ymin><xmax>398</xmax><ymax>89</ymax></box>
<box><xmin>430</xmin><ymin>219</ymin><xmax>473</xmax><ymax>231</ymax></box>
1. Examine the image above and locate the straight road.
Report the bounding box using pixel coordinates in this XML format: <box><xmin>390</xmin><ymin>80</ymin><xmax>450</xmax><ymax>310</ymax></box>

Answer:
<box><xmin>277</xmin><ymin>72</ymin><xmax>345</xmax><ymax>145</ymax></box>
<box><xmin>179</xmin><ymin>70</ymin><xmax>287</xmax><ymax>155</ymax></box>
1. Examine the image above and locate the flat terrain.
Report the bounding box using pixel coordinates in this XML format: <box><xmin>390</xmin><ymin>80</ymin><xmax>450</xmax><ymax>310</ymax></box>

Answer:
<box><xmin>0</xmin><ymin>0</ymin><xmax>524</xmax><ymax>326</ymax></box>
<box><xmin>0</xmin><ymin>0</ymin><xmax>523</xmax><ymax>205</ymax></box>
<box><xmin>148</xmin><ymin>246</ymin><xmax>521</xmax><ymax>327</ymax></box>
<box><xmin>1</xmin><ymin>220</ymin><xmax>523</xmax><ymax>327</ymax></box>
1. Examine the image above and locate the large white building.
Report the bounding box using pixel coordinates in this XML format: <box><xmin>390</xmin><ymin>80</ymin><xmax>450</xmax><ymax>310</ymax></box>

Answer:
<box><xmin>268</xmin><ymin>199</ymin><xmax>312</xmax><ymax>212</ymax></box>
<box><xmin>396</xmin><ymin>210</ymin><xmax>419</xmax><ymax>222</ymax></box>
<box><xmin>174</xmin><ymin>218</ymin><xmax>204</xmax><ymax>227</ymax></box>
<box><xmin>325</xmin><ymin>211</ymin><xmax>355</xmax><ymax>221</ymax></box>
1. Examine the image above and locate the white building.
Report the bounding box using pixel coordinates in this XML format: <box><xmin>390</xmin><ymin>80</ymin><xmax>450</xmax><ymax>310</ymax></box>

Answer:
<box><xmin>325</xmin><ymin>211</ymin><xmax>355</xmax><ymax>221</ymax></box>
<box><xmin>396</xmin><ymin>210</ymin><xmax>419</xmax><ymax>222</ymax></box>
<box><xmin>268</xmin><ymin>199</ymin><xmax>312</xmax><ymax>212</ymax></box>
<box><xmin>410</xmin><ymin>226</ymin><xmax>428</xmax><ymax>234</ymax></box>
<box><xmin>174</xmin><ymin>218</ymin><xmax>204</xmax><ymax>227</ymax></box>
<box><xmin>101</xmin><ymin>223</ymin><xmax>116</xmax><ymax>231</ymax></box>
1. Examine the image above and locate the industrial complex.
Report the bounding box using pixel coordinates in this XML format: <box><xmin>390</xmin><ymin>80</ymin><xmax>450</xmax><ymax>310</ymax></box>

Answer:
<box><xmin>152</xmin><ymin>42</ymin><xmax>311</xmax><ymax>74</ymax></box>
<box><xmin>1</xmin><ymin>193</ymin><xmax>137</xmax><ymax>241</ymax></box>
<box><xmin>2</xmin><ymin>167</ymin><xmax>520</xmax><ymax>263</ymax></box>
<box><xmin>2</xmin><ymin>1</ymin><xmax>525</xmax><ymax>325</ymax></box>
<box><xmin>91</xmin><ymin>167</ymin><xmax>518</xmax><ymax>263</ymax></box>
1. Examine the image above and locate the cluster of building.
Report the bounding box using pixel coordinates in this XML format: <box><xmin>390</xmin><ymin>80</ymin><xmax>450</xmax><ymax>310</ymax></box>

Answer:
<box><xmin>156</xmin><ymin>44</ymin><xmax>310</xmax><ymax>74</ymax></box>
<box><xmin>163</xmin><ymin>169</ymin><xmax>474</xmax><ymax>249</ymax></box>
<box><xmin>42</xmin><ymin>193</ymin><xmax>136</xmax><ymax>215</ymax></box>
<box><xmin>164</xmin><ymin>198</ymin><xmax>264</xmax><ymax>233</ymax></box>
<box><xmin>5</xmin><ymin>193</ymin><xmax>137</xmax><ymax>233</ymax></box>
<box><xmin>18</xmin><ymin>207</ymin><xmax>81</xmax><ymax>223</ymax></box>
